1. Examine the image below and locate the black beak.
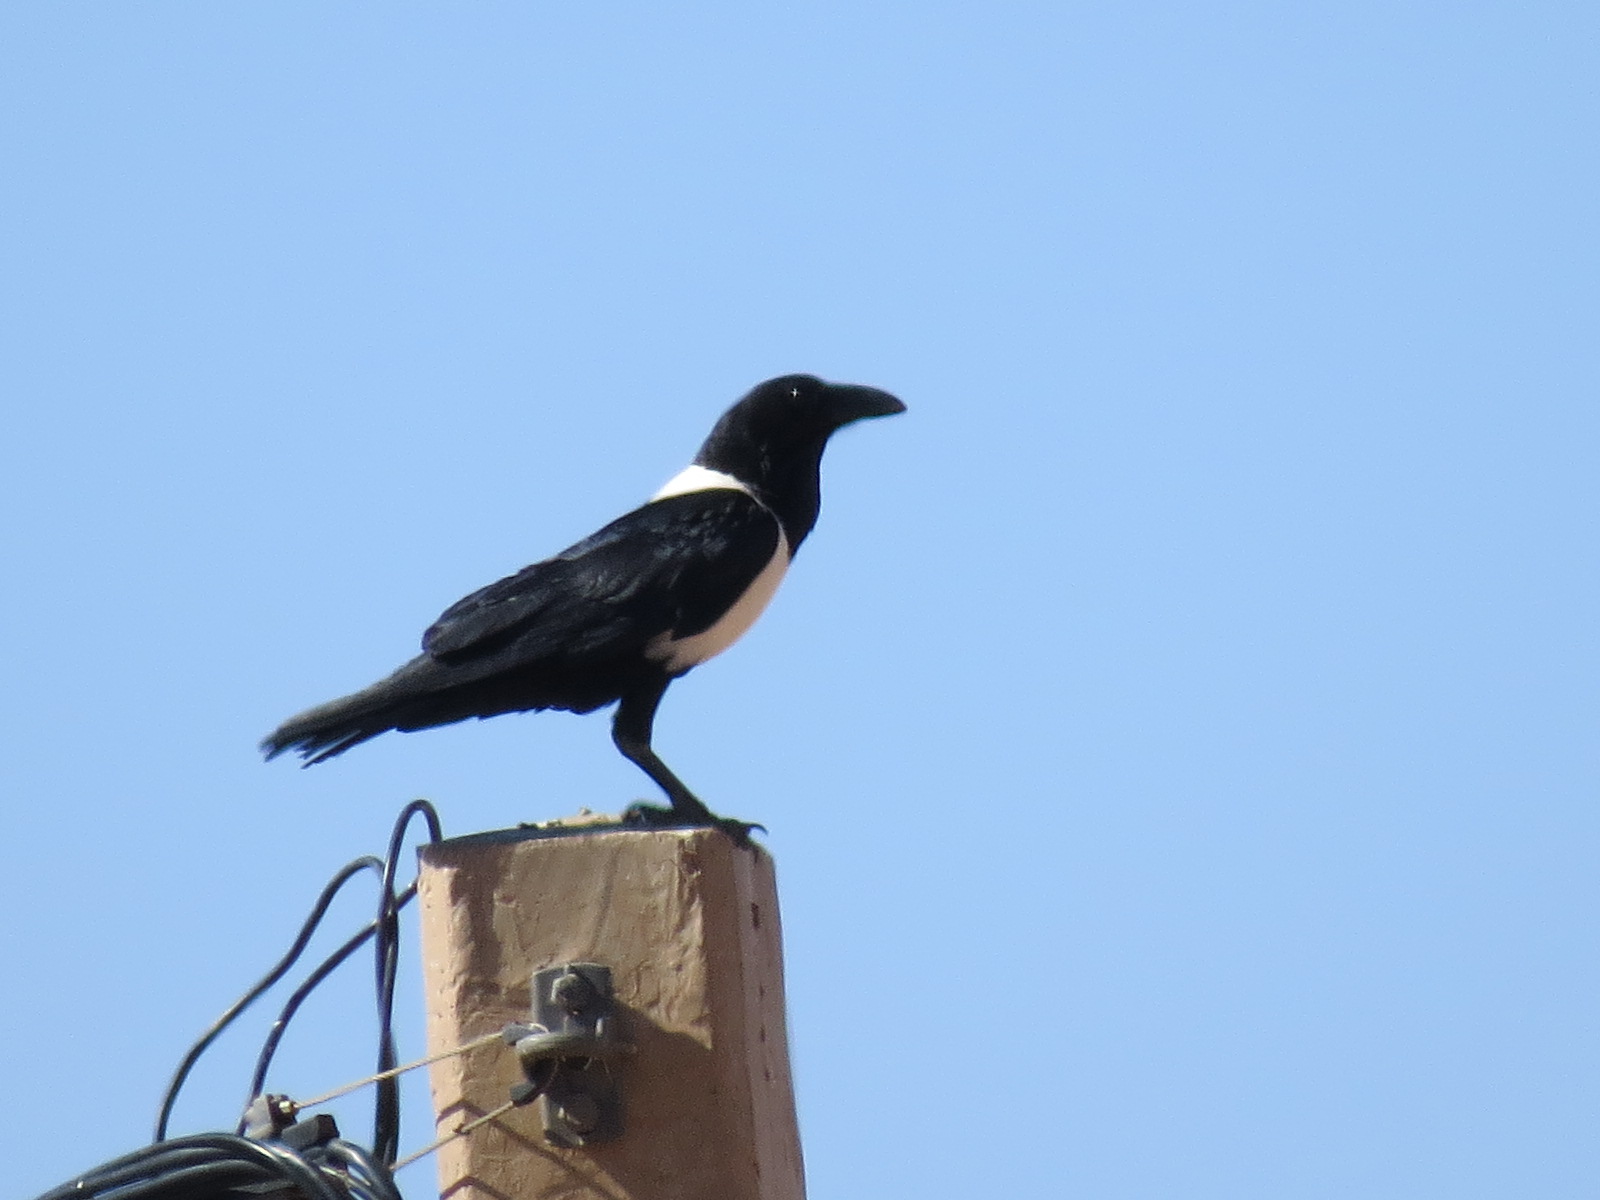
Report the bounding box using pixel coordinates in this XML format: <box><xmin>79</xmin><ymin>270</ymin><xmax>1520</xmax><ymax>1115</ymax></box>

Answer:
<box><xmin>828</xmin><ymin>383</ymin><xmax>907</xmax><ymax>426</ymax></box>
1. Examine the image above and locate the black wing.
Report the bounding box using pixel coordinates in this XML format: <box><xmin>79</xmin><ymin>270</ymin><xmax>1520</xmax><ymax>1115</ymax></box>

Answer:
<box><xmin>261</xmin><ymin>490</ymin><xmax>784</xmax><ymax>762</ymax></box>
<box><xmin>421</xmin><ymin>489</ymin><xmax>782</xmax><ymax>668</ymax></box>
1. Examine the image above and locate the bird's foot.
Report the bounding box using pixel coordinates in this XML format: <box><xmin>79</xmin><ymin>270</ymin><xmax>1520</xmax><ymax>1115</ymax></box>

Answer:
<box><xmin>622</xmin><ymin>801</ymin><xmax>765</xmax><ymax>847</ymax></box>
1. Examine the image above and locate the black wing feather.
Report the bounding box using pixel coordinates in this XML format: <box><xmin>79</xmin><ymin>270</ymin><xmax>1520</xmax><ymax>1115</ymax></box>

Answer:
<box><xmin>421</xmin><ymin>489</ymin><xmax>781</xmax><ymax>667</ymax></box>
<box><xmin>261</xmin><ymin>489</ymin><xmax>784</xmax><ymax>764</ymax></box>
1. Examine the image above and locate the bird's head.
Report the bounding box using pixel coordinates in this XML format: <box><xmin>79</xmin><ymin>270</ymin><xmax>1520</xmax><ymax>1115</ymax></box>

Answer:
<box><xmin>697</xmin><ymin>374</ymin><xmax>904</xmax><ymax>474</ymax></box>
<box><xmin>694</xmin><ymin>374</ymin><xmax>904</xmax><ymax>549</ymax></box>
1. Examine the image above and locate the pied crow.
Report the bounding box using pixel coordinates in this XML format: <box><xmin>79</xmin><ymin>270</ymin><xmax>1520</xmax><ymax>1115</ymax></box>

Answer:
<box><xmin>262</xmin><ymin>374</ymin><xmax>905</xmax><ymax>835</ymax></box>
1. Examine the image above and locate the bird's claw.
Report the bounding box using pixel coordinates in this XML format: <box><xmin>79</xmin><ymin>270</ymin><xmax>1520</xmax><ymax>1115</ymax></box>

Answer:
<box><xmin>713</xmin><ymin>816</ymin><xmax>767</xmax><ymax>846</ymax></box>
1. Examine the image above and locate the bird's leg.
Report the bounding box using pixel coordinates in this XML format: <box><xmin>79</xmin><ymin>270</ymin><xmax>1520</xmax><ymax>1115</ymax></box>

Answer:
<box><xmin>613</xmin><ymin>677</ymin><xmax>714</xmax><ymax>822</ymax></box>
<box><xmin>612</xmin><ymin>676</ymin><xmax>762</xmax><ymax>843</ymax></box>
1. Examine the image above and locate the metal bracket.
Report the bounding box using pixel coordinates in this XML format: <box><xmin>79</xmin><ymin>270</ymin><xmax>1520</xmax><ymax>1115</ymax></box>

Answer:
<box><xmin>506</xmin><ymin>962</ymin><xmax>630</xmax><ymax>1148</ymax></box>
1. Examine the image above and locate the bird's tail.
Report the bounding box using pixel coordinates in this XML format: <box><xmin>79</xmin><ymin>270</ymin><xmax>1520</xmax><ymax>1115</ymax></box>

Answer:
<box><xmin>261</xmin><ymin>683</ymin><xmax>400</xmax><ymax>765</ymax></box>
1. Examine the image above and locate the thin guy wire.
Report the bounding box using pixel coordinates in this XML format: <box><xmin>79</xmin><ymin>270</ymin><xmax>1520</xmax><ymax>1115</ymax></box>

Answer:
<box><xmin>390</xmin><ymin>1099</ymin><xmax>520</xmax><ymax>1173</ymax></box>
<box><xmin>297</xmin><ymin>1029</ymin><xmax>505</xmax><ymax>1109</ymax></box>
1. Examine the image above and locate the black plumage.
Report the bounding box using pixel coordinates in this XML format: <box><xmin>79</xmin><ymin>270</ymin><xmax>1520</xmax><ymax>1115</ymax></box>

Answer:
<box><xmin>262</xmin><ymin>373</ymin><xmax>904</xmax><ymax>833</ymax></box>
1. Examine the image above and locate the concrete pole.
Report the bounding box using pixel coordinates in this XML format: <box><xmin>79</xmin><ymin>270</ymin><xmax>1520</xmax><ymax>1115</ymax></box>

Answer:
<box><xmin>418</xmin><ymin>822</ymin><xmax>805</xmax><ymax>1200</ymax></box>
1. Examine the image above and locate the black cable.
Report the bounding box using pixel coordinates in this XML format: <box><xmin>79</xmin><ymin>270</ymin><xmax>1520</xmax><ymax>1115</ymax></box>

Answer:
<box><xmin>33</xmin><ymin>1133</ymin><xmax>348</xmax><ymax>1200</ymax></box>
<box><xmin>238</xmin><ymin>800</ymin><xmax>441</xmax><ymax>1154</ymax></box>
<box><xmin>240</xmin><ymin>879</ymin><xmax>419</xmax><ymax>1121</ymax></box>
<box><xmin>40</xmin><ymin>1147</ymin><xmax>226</xmax><ymax>1200</ymax></box>
<box><xmin>90</xmin><ymin>1159</ymin><xmax>274</xmax><ymax>1200</ymax></box>
<box><xmin>121</xmin><ymin>800</ymin><xmax>446</xmax><ymax>1200</ymax></box>
<box><xmin>372</xmin><ymin>800</ymin><xmax>443</xmax><ymax>1166</ymax></box>
<box><xmin>155</xmin><ymin>856</ymin><xmax>386</xmax><ymax>1141</ymax></box>
<box><xmin>320</xmin><ymin>1139</ymin><xmax>407</xmax><ymax>1200</ymax></box>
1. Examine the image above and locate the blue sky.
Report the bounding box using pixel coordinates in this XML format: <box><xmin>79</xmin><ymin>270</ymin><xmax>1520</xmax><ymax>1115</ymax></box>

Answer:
<box><xmin>3</xmin><ymin>4</ymin><xmax>1595</xmax><ymax>1197</ymax></box>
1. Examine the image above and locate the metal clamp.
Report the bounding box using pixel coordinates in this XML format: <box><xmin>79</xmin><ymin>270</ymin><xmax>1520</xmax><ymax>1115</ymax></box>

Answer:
<box><xmin>503</xmin><ymin>963</ymin><xmax>631</xmax><ymax>1147</ymax></box>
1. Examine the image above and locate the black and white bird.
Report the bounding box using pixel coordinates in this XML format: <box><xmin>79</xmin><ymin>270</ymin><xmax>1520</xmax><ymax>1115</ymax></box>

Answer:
<box><xmin>262</xmin><ymin>374</ymin><xmax>905</xmax><ymax>835</ymax></box>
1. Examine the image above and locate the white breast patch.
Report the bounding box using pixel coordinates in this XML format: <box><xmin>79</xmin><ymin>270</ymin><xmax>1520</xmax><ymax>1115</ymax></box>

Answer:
<box><xmin>646</xmin><ymin>526</ymin><xmax>791</xmax><ymax>675</ymax></box>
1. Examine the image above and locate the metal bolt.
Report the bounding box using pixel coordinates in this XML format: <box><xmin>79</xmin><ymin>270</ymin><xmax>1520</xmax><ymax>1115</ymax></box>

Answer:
<box><xmin>551</xmin><ymin>970</ymin><xmax>596</xmax><ymax>1014</ymax></box>
<box><xmin>555</xmin><ymin>1093</ymin><xmax>600</xmax><ymax>1136</ymax></box>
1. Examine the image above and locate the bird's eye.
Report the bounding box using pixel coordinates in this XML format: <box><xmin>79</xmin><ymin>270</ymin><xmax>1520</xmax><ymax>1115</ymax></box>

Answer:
<box><xmin>789</xmin><ymin>386</ymin><xmax>800</xmax><ymax>398</ymax></box>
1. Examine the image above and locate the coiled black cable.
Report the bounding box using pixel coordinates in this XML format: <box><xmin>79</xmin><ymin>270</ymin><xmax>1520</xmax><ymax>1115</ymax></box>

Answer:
<box><xmin>46</xmin><ymin>800</ymin><xmax>450</xmax><ymax>1200</ymax></box>
<box><xmin>33</xmin><ymin>1133</ymin><xmax>348</xmax><ymax>1200</ymax></box>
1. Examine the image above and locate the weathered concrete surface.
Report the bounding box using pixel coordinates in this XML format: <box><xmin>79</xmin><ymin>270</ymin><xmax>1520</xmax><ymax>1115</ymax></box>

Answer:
<box><xmin>419</xmin><ymin>823</ymin><xmax>803</xmax><ymax>1200</ymax></box>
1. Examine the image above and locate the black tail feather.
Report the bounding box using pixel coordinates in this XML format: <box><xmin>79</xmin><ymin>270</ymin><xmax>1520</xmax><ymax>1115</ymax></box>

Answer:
<box><xmin>261</xmin><ymin>687</ymin><xmax>399</xmax><ymax>765</ymax></box>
